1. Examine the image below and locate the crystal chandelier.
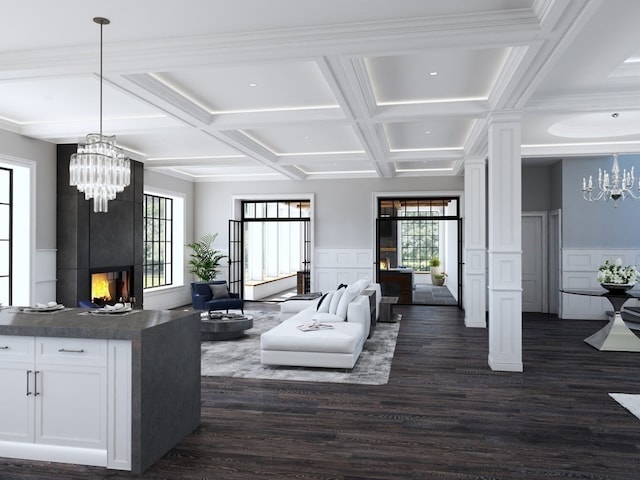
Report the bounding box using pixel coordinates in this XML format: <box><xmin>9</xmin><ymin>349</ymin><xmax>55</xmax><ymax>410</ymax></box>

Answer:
<box><xmin>69</xmin><ymin>17</ymin><xmax>130</xmax><ymax>213</ymax></box>
<box><xmin>582</xmin><ymin>153</ymin><xmax>639</xmax><ymax>207</ymax></box>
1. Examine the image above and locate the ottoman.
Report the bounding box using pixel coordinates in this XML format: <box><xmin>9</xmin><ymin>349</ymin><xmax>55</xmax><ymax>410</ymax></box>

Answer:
<box><xmin>201</xmin><ymin>313</ymin><xmax>253</xmax><ymax>341</ymax></box>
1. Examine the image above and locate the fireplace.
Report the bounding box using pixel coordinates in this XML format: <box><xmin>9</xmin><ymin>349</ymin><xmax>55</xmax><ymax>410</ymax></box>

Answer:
<box><xmin>91</xmin><ymin>267</ymin><xmax>132</xmax><ymax>306</ymax></box>
<box><xmin>56</xmin><ymin>146</ymin><xmax>143</xmax><ymax>309</ymax></box>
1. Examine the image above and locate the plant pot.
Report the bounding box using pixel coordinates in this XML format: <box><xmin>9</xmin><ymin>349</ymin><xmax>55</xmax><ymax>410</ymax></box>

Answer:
<box><xmin>600</xmin><ymin>282</ymin><xmax>635</xmax><ymax>293</ymax></box>
<box><xmin>430</xmin><ymin>266</ymin><xmax>441</xmax><ymax>283</ymax></box>
<box><xmin>433</xmin><ymin>276</ymin><xmax>445</xmax><ymax>287</ymax></box>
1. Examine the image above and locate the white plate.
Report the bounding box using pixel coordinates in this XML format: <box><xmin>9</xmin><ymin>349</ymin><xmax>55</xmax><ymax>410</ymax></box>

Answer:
<box><xmin>21</xmin><ymin>304</ymin><xmax>65</xmax><ymax>312</ymax></box>
<box><xmin>92</xmin><ymin>306</ymin><xmax>133</xmax><ymax>315</ymax></box>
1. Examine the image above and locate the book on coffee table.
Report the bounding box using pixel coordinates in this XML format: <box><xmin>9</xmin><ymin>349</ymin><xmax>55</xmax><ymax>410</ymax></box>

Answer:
<box><xmin>297</xmin><ymin>322</ymin><xmax>335</xmax><ymax>332</ymax></box>
<box><xmin>287</xmin><ymin>292</ymin><xmax>322</xmax><ymax>301</ymax></box>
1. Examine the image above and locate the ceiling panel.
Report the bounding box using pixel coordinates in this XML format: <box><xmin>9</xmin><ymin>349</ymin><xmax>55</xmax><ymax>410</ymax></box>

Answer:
<box><xmin>117</xmin><ymin>128</ymin><xmax>245</xmax><ymax>159</ymax></box>
<box><xmin>0</xmin><ymin>76</ymin><xmax>162</xmax><ymax>123</ymax></box>
<box><xmin>242</xmin><ymin>123</ymin><xmax>363</xmax><ymax>155</ymax></box>
<box><xmin>365</xmin><ymin>48</ymin><xmax>510</xmax><ymax>105</ymax></box>
<box><xmin>157</xmin><ymin>61</ymin><xmax>338</xmax><ymax>113</ymax></box>
<box><xmin>394</xmin><ymin>159</ymin><xmax>459</xmax><ymax>174</ymax></box>
<box><xmin>294</xmin><ymin>160</ymin><xmax>376</xmax><ymax>175</ymax></box>
<box><xmin>384</xmin><ymin>118</ymin><xmax>476</xmax><ymax>151</ymax></box>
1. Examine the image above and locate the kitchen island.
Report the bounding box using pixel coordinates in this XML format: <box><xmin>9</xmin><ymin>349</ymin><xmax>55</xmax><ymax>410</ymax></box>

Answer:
<box><xmin>0</xmin><ymin>307</ymin><xmax>201</xmax><ymax>474</ymax></box>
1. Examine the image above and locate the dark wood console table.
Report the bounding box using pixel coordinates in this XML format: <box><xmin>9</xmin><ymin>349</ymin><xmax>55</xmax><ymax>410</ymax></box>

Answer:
<box><xmin>379</xmin><ymin>269</ymin><xmax>412</xmax><ymax>304</ymax></box>
<box><xmin>561</xmin><ymin>288</ymin><xmax>640</xmax><ymax>352</ymax></box>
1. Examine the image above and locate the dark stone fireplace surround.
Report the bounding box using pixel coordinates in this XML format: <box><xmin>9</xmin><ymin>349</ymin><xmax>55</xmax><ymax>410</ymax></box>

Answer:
<box><xmin>56</xmin><ymin>144</ymin><xmax>144</xmax><ymax>309</ymax></box>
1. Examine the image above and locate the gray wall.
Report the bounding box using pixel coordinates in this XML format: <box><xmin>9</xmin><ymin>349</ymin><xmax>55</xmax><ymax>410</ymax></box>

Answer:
<box><xmin>194</xmin><ymin>176</ymin><xmax>465</xmax><ymax>251</ymax></box>
<box><xmin>550</xmin><ymin>161</ymin><xmax>563</xmax><ymax>210</ymax></box>
<box><xmin>562</xmin><ymin>154</ymin><xmax>640</xmax><ymax>248</ymax></box>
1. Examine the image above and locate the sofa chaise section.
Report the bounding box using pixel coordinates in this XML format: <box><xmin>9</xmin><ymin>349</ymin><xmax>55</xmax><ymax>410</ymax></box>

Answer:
<box><xmin>260</xmin><ymin>294</ymin><xmax>370</xmax><ymax>369</ymax></box>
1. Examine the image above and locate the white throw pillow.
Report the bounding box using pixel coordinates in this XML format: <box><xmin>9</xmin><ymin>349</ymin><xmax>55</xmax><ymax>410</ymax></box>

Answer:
<box><xmin>311</xmin><ymin>312</ymin><xmax>343</xmax><ymax>323</ymax></box>
<box><xmin>328</xmin><ymin>288</ymin><xmax>345</xmax><ymax>315</ymax></box>
<box><xmin>335</xmin><ymin>286</ymin><xmax>360</xmax><ymax>320</ymax></box>
<box><xmin>351</xmin><ymin>277</ymin><xmax>370</xmax><ymax>295</ymax></box>
<box><xmin>316</xmin><ymin>291</ymin><xmax>334</xmax><ymax>313</ymax></box>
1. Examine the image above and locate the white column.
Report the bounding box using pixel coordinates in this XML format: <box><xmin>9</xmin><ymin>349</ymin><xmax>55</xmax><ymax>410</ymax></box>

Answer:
<box><xmin>463</xmin><ymin>156</ymin><xmax>487</xmax><ymax>328</ymax></box>
<box><xmin>487</xmin><ymin>112</ymin><xmax>523</xmax><ymax>372</ymax></box>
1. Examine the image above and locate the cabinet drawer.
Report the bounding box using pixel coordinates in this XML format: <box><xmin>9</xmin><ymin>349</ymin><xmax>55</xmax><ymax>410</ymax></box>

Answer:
<box><xmin>36</xmin><ymin>338</ymin><xmax>107</xmax><ymax>367</ymax></box>
<box><xmin>0</xmin><ymin>335</ymin><xmax>34</xmax><ymax>362</ymax></box>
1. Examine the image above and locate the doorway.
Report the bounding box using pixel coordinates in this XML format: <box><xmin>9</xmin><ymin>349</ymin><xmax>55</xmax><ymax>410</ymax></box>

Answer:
<box><xmin>375</xmin><ymin>196</ymin><xmax>462</xmax><ymax>307</ymax></box>
<box><xmin>229</xmin><ymin>199</ymin><xmax>311</xmax><ymax>301</ymax></box>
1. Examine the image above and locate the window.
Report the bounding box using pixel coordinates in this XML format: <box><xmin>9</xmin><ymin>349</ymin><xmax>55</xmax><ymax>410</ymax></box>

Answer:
<box><xmin>399</xmin><ymin>211</ymin><xmax>440</xmax><ymax>271</ymax></box>
<box><xmin>0</xmin><ymin>167</ymin><xmax>11</xmax><ymax>305</ymax></box>
<box><xmin>143</xmin><ymin>194</ymin><xmax>173</xmax><ymax>288</ymax></box>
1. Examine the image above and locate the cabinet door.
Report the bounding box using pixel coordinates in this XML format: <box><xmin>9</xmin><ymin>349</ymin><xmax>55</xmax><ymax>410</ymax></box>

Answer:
<box><xmin>34</xmin><ymin>363</ymin><xmax>107</xmax><ymax>449</ymax></box>
<box><xmin>0</xmin><ymin>362</ymin><xmax>35</xmax><ymax>442</ymax></box>
<box><xmin>0</xmin><ymin>336</ymin><xmax>35</xmax><ymax>443</ymax></box>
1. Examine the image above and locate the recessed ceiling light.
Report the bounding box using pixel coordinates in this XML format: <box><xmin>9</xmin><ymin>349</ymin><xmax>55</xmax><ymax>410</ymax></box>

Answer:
<box><xmin>424</xmin><ymin>130</ymin><xmax>431</xmax><ymax>134</ymax></box>
<box><xmin>429</xmin><ymin>71</ymin><xmax>438</xmax><ymax>76</ymax></box>
<box><xmin>248</xmin><ymin>83</ymin><xmax>258</xmax><ymax>87</ymax></box>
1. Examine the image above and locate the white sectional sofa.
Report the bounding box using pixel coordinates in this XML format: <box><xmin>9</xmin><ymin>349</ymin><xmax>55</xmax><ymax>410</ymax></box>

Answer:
<box><xmin>260</xmin><ymin>279</ymin><xmax>381</xmax><ymax>369</ymax></box>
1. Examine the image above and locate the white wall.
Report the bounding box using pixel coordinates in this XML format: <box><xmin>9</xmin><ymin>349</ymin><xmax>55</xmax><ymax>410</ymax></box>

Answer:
<box><xmin>194</xmin><ymin>176</ymin><xmax>464</xmax><ymax>292</ymax></box>
<box><xmin>196</xmin><ymin>177</ymin><xmax>463</xmax><ymax>248</ymax></box>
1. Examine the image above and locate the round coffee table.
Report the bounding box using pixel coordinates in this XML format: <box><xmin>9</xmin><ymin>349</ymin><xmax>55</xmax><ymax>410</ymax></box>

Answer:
<box><xmin>201</xmin><ymin>312</ymin><xmax>253</xmax><ymax>341</ymax></box>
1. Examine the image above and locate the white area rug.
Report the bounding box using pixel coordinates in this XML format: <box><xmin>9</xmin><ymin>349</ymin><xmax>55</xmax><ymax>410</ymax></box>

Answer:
<box><xmin>201</xmin><ymin>311</ymin><xmax>400</xmax><ymax>385</ymax></box>
<box><xmin>609</xmin><ymin>393</ymin><xmax>640</xmax><ymax>421</ymax></box>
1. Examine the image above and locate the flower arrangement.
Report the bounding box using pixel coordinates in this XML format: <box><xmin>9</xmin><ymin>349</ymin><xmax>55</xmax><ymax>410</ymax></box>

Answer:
<box><xmin>596</xmin><ymin>258</ymin><xmax>640</xmax><ymax>285</ymax></box>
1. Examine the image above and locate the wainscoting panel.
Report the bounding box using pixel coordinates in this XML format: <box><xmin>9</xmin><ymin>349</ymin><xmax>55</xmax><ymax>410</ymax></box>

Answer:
<box><xmin>314</xmin><ymin>249</ymin><xmax>374</xmax><ymax>293</ymax></box>
<box><xmin>561</xmin><ymin>249</ymin><xmax>640</xmax><ymax>319</ymax></box>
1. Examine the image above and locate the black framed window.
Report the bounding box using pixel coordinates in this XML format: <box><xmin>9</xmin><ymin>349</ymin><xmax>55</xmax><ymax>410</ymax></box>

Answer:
<box><xmin>143</xmin><ymin>194</ymin><xmax>173</xmax><ymax>288</ymax></box>
<box><xmin>399</xmin><ymin>210</ymin><xmax>440</xmax><ymax>271</ymax></box>
<box><xmin>0</xmin><ymin>167</ymin><xmax>11</xmax><ymax>305</ymax></box>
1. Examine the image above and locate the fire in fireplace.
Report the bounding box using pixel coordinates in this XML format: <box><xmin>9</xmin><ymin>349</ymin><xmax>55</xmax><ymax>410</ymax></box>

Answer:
<box><xmin>91</xmin><ymin>268</ymin><xmax>132</xmax><ymax>306</ymax></box>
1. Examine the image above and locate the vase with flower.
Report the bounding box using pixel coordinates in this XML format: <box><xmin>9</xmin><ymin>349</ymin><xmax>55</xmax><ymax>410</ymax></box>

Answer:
<box><xmin>597</xmin><ymin>258</ymin><xmax>639</xmax><ymax>293</ymax></box>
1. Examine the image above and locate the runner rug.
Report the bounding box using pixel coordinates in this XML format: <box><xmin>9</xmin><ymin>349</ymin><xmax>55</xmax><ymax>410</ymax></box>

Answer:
<box><xmin>201</xmin><ymin>311</ymin><xmax>400</xmax><ymax>385</ymax></box>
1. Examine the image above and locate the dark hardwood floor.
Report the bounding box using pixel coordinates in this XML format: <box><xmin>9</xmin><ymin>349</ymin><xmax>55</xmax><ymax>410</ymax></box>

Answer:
<box><xmin>2</xmin><ymin>305</ymin><xmax>640</xmax><ymax>479</ymax></box>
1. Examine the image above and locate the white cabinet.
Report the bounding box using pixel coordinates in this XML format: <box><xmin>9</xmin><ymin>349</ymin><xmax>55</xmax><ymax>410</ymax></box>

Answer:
<box><xmin>0</xmin><ymin>335</ymin><xmax>35</xmax><ymax>443</ymax></box>
<box><xmin>0</xmin><ymin>335</ymin><xmax>131</xmax><ymax>470</ymax></box>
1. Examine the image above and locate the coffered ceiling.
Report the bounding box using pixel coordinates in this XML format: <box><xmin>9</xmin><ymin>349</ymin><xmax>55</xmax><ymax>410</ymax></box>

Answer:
<box><xmin>1</xmin><ymin>0</ymin><xmax>640</xmax><ymax>181</ymax></box>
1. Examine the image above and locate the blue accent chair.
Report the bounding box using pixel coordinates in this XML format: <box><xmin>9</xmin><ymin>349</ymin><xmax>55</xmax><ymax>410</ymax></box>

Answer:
<box><xmin>191</xmin><ymin>280</ymin><xmax>244</xmax><ymax>313</ymax></box>
<box><xmin>78</xmin><ymin>300</ymin><xmax>99</xmax><ymax>308</ymax></box>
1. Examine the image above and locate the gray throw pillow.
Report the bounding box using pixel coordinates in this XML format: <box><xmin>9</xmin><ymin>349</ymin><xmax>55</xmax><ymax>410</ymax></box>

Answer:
<box><xmin>209</xmin><ymin>284</ymin><xmax>230</xmax><ymax>299</ymax></box>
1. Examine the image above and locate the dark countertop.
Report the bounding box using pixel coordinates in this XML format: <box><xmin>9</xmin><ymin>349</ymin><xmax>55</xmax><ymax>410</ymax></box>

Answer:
<box><xmin>0</xmin><ymin>307</ymin><xmax>199</xmax><ymax>340</ymax></box>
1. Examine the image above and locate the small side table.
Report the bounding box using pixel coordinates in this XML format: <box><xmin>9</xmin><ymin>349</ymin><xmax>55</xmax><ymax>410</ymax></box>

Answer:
<box><xmin>379</xmin><ymin>296</ymin><xmax>399</xmax><ymax>323</ymax></box>
<box><xmin>362</xmin><ymin>289</ymin><xmax>377</xmax><ymax>337</ymax></box>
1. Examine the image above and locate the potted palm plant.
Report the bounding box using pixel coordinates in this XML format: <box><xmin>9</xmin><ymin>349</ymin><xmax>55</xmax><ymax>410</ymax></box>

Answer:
<box><xmin>186</xmin><ymin>233</ymin><xmax>226</xmax><ymax>282</ymax></box>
